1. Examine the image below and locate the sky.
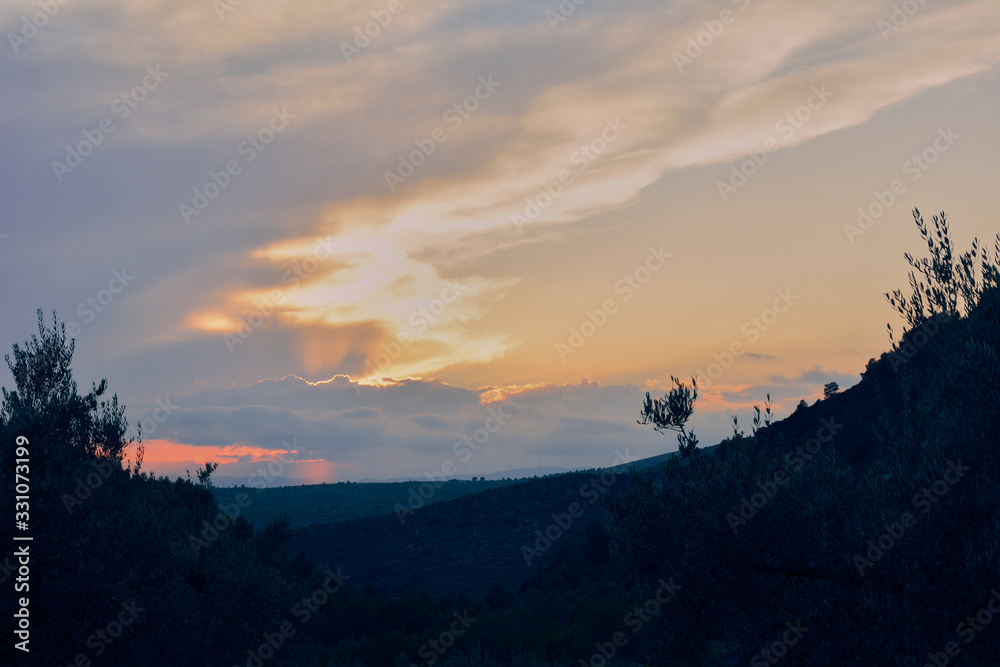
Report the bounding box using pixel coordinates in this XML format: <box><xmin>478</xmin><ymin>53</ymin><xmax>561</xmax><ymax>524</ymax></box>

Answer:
<box><xmin>2</xmin><ymin>0</ymin><xmax>999</xmax><ymax>482</ymax></box>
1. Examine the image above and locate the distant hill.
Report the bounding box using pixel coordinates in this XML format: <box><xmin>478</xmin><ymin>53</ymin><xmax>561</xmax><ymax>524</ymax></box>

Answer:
<box><xmin>211</xmin><ymin>467</ymin><xmax>576</xmax><ymax>490</ymax></box>
<box><xmin>211</xmin><ymin>475</ymin><xmax>315</xmax><ymax>488</ymax></box>
<box><xmin>211</xmin><ymin>458</ymin><xmax>675</xmax><ymax>532</ymax></box>
<box><xmin>274</xmin><ymin>290</ymin><xmax>987</xmax><ymax>605</ymax></box>
<box><xmin>355</xmin><ymin>465</ymin><xmax>573</xmax><ymax>483</ymax></box>
<box><xmin>210</xmin><ymin>477</ymin><xmax>528</xmax><ymax>529</ymax></box>
<box><xmin>286</xmin><ymin>469</ymin><xmax>639</xmax><ymax>599</ymax></box>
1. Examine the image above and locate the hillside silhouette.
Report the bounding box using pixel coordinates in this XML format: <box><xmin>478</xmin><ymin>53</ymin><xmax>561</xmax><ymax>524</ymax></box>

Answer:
<box><xmin>1</xmin><ymin>208</ymin><xmax>998</xmax><ymax>665</ymax></box>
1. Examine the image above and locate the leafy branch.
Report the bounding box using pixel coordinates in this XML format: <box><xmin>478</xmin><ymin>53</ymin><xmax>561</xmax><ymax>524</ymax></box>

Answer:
<box><xmin>639</xmin><ymin>376</ymin><xmax>701</xmax><ymax>465</ymax></box>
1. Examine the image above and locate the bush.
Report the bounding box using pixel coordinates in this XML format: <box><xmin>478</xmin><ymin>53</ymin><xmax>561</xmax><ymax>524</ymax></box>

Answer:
<box><xmin>607</xmin><ymin>211</ymin><xmax>1000</xmax><ymax>663</ymax></box>
<box><xmin>0</xmin><ymin>311</ymin><xmax>318</xmax><ymax>666</ymax></box>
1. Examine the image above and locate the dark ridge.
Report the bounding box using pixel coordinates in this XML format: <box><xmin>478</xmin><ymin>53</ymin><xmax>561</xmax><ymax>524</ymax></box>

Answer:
<box><xmin>288</xmin><ymin>469</ymin><xmax>637</xmax><ymax>599</ymax></box>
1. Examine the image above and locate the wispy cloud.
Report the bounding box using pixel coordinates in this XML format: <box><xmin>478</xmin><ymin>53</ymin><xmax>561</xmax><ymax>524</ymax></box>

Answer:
<box><xmin>2</xmin><ymin>0</ymin><xmax>999</xmax><ymax>469</ymax></box>
<box><xmin>152</xmin><ymin>0</ymin><xmax>1000</xmax><ymax>381</ymax></box>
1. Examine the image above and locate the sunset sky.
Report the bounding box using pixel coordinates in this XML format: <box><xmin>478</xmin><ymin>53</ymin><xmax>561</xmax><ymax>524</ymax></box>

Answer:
<box><xmin>2</xmin><ymin>0</ymin><xmax>999</xmax><ymax>482</ymax></box>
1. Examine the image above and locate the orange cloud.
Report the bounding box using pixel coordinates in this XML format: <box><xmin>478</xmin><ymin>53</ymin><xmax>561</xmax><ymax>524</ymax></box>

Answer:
<box><xmin>140</xmin><ymin>439</ymin><xmax>297</xmax><ymax>466</ymax></box>
<box><xmin>294</xmin><ymin>460</ymin><xmax>352</xmax><ymax>485</ymax></box>
<box><xmin>476</xmin><ymin>381</ymin><xmax>555</xmax><ymax>404</ymax></box>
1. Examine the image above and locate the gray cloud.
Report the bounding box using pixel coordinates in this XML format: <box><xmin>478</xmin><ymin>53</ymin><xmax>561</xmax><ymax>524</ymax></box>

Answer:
<box><xmin>130</xmin><ymin>376</ymin><xmax>667</xmax><ymax>480</ymax></box>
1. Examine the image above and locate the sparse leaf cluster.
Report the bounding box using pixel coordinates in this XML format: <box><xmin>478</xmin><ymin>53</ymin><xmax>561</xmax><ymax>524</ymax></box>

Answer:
<box><xmin>638</xmin><ymin>376</ymin><xmax>700</xmax><ymax>459</ymax></box>
<box><xmin>885</xmin><ymin>208</ymin><xmax>1000</xmax><ymax>344</ymax></box>
<box><xmin>615</xmin><ymin>208</ymin><xmax>1000</xmax><ymax>664</ymax></box>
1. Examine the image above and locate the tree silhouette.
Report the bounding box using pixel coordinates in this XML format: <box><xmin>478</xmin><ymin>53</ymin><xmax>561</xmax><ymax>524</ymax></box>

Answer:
<box><xmin>187</xmin><ymin>461</ymin><xmax>218</xmax><ymax>488</ymax></box>
<box><xmin>609</xmin><ymin>211</ymin><xmax>1000</xmax><ymax>664</ymax></box>
<box><xmin>1</xmin><ymin>309</ymin><xmax>135</xmax><ymax>464</ymax></box>
<box><xmin>0</xmin><ymin>309</ymin><xmax>319</xmax><ymax>666</ymax></box>
<box><xmin>638</xmin><ymin>376</ymin><xmax>700</xmax><ymax>460</ymax></box>
<box><xmin>886</xmin><ymin>208</ymin><xmax>1000</xmax><ymax>344</ymax></box>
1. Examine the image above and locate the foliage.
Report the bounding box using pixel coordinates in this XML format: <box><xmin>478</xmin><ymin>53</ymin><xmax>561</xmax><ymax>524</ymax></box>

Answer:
<box><xmin>0</xmin><ymin>312</ymin><xmax>318</xmax><ymax>666</ymax></box>
<box><xmin>2</xmin><ymin>208</ymin><xmax>998</xmax><ymax>665</ymax></box>
<box><xmin>885</xmin><ymin>208</ymin><xmax>1000</xmax><ymax>343</ymax></box>
<box><xmin>189</xmin><ymin>460</ymin><xmax>218</xmax><ymax>488</ymax></box>
<box><xmin>638</xmin><ymin>376</ymin><xmax>700</xmax><ymax>460</ymax></box>
<box><xmin>607</xmin><ymin>211</ymin><xmax>1000</xmax><ymax>663</ymax></box>
<box><xmin>2</xmin><ymin>309</ymin><xmax>135</xmax><ymax>464</ymax></box>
